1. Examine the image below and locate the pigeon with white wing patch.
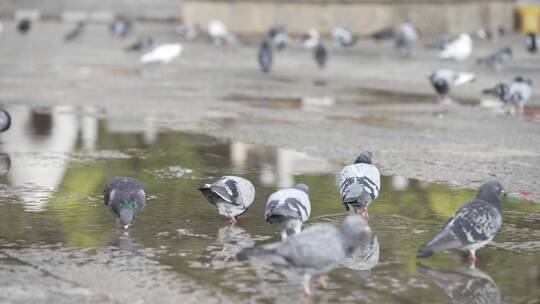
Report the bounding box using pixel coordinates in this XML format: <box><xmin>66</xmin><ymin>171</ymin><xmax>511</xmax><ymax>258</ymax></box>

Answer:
<box><xmin>439</xmin><ymin>33</ymin><xmax>473</xmax><ymax>61</ymax></box>
<box><xmin>429</xmin><ymin>69</ymin><xmax>475</xmax><ymax>104</ymax></box>
<box><xmin>140</xmin><ymin>43</ymin><xmax>182</xmax><ymax>64</ymax></box>
<box><xmin>265</xmin><ymin>183</ymin><xmax>311</xmax><ymax>240</ymax></box>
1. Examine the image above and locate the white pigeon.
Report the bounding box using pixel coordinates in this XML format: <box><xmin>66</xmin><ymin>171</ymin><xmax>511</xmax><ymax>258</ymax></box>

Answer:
<box><xmin>302</xmin><ymin>29</ymin><xmax>320</xmax><ymax>49</ymax></box>
<box><xmin>439</xmin><ymin>33</ymin><xmax>473</xmax><ymax>61</ymax></box>
<box><xmin>208</xmin><ymin>20</ymin><xmax>228</xmax><ymax>46</ymax></box>
<box><xmin>140</xmin><ymin>43</ymin><xmax>182</xmax><ymax>64</ymax></box>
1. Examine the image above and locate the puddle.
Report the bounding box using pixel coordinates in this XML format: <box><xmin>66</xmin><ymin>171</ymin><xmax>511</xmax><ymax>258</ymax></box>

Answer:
<box><xmin>0</xmin><ymin>105</ymin><xmax>538</xmax><ymax>303</ymax></box>
<box><xmin>326</xmin><ymin>114</ymin><xmax>445</xmax><ymax>132</ymax></box>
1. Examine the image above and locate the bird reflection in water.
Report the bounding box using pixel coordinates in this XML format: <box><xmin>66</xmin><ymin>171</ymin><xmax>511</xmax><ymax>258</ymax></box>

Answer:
<box><xmin>341</xmin><ymin>236</ymin><xmax>379</xmax><ymax>279</ymax></box>
<box><xmin>417</xmin><ymin>264</ymin><xmax>501</xmax><ymax>304</ymax></box>
<box><xmin>0</xmin><ymin>153</ymin><xmax>11</xmax><ymax>177</ymax></box>
<box><xmin>109</xmin><ymin>231</ymin><xmax>141</xmax><ymax>252</ymax></box>
<box><xmin>209</xmin><ymin>225</ymin><xmax>255</xmax><ymax>265</ymax></box>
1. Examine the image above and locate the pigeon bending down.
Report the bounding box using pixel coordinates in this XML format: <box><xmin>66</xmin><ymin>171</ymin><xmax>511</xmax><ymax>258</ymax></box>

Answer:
<box><xmin>417</xmin><ymin>181</ymin><xmax>504</xmax><ymax>264</ymax></box>
<box><xmin>258</xmin><ymin>38</ymin><xmax>272</xmax><ymax>73</ymax></box>
<box><xmin>0</xmin><ymin>109</ymin><xmax>11</xmax><ymax>132</ymax></box>
<box><xmin>339</xmin><ymin>151</ymin><xmax>381</xmax><ymax>218</ymax></box>
<box><xmin>198</xmin><ymin>176</ymin><xmax>255</xmax><ymax>224</ymax></box>
<box><xmin>417</xmin><ymin>264</ymin><xmax>501</xmax><ymax>304</ymax></box>
<box><xmin>265</xmin><ymin>183</ymin><xmax>311</xmax><ymax>240</ymax></box>
<box><xmin>110</xmin><ymin>18</ymin><xmax>132</xmax><ymax>38</ymax></box>
<box><xmin>64</xmin><ymin>21</ymin><xmax>85</xmax><ymax>41</ymax></box>
<box><xmin>237</xmin><ymin>215</ymin><xmax>371</xmax><ymax>296</ymax></box>
<box><xmin>395</xmin><ymin>22</ymin><xmax>419</xmax><ymax>57</ymax></box>
<box><xmin>482</xmin><ymin>76</ymin><xmax>532</xmax><ymax>115</ymax></box>
<box><xmin>103</xmin><ymin>177</ymin><xmax>146</xmax><ymax>229</ymax></box>
<box><xmin>429</xmin><ymin>69</ymin><xmax>475</xmax><ymax>104</ymax></box>
<box><xmin>439</xmin><ymin>33</ymin><xmax>473</xmax><ymax>61</ymax></box>
<box><xmin>140</xmin><ymin>43</ymin><xmax>182</xmax><ymax>64</ymax></box>
<box><xmin>125</xmin><ymin>37</ymin><xmax>154</xmax><ymax>52</ymax></box>
<box><xmin>17</xmin><ymin>19</ymin><xmax>31</xmax><ymax>34</ymax></box>
<box><xmin>314</xmin><ymin>43</ymin><xmax>328</xmax><ymax>69</ymax></box>
<box><xmin>332</xmin><ymin>26</ymin><xmax>357</xmax><ymax>47</ymax></box>
<box><xmin>477</xmin><ymin>46</ymin><xmax>512</xmax><ymax>71</ymax></box>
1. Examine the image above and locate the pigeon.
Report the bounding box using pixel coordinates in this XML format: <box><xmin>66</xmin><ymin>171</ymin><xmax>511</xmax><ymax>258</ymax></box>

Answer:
<box><xmin>237</xmin><ymin>215</ymin><xmax>371</xmax><ymax>296</ymax></box>
<box><xmin>370</xmin><ymin>26</ymin><xmax>394</xmax><ymax>42</ymax></box>
<box><xmin>140</xmin><ymin>43</ymin><xmax>182</xmax><ymax>64</ymax></box>
<box><xmin>258</xmin><ymin>38</ymin><xmax>272</xmax><ymax>73</ymax></box>
<box><xmin>332</xmin><ymin>26</ymin><xmax>357</xmax><ymax>47</ymax></box>
<box><xmin>525</xmin><ymin>33</ymin><xmax>539</xmax><ymax>53</ymax></box>
<box><xmin>477</xmin><ymin>46</ymin><xmax>512</xmax><ymax>71</ymax></box>
<box><xmin>176</xmin><ymin>23</ymin><xmax>200</xmax><ymax>41</ymax></box>
<box><xmin>110</xmin><ymin>18</ymin><xmax>132</xmax><ymax>38</ymax></box>
<box><xmin>125</xmin><ymin>36</ymin><xmax>154</xmax><ymax>52</ymax></box>
<box><xmin>476</xmin><ymin>25</ymin><xmax>504</xmax><ymax>40</ymax></box>
<box><xmin>417</xmin><ymin>181</ymin><xmax>504</xmax><ymax>263</ymax></box>
<box><xmin>0</xmin><ymin>109</ymin><xmax>11</xmax><ymax>132</ymax></box>
<box><xmin>425</xmin><ymin>34</ymin><xmax>454</xmax><ymax>50</ymax></box>
<box><xmin>339</xmin><ymin>151</ymin><xmax>381</xmax><ymax>218</ymax></box>
<box><xmin>103</xmin><ymin>177</ymin><xmax>146</xmax><ymax>229</ymax></box>
<box><xmin>198</xmin><ymin>176</ymin><xmax>255</xmax><ymax>224</ymax></box>
<box><xmin>429</xmin><ymin>69</ymin><xmax>475</xmax><ymax>104</ymax></box>
<box><xmin>417</xmin><ymin>264</ymin><xmax>501</xmax><ymax>304</ymax></box>
<box><xmin>64</xmin><ymin>21</ymin><xmax>85</xmax><ymax>41</ymax></box>
<box><xmin>267</xmin><ymin>25</ymin><xmax>289</xmax><ymax>50</ymax></box>
<box><xmin>17</xmin><ymin>19</ymin><xmax>31</xmax><ymax>34</ymax></box>
<box><xmin>482</xmin><ymin>76</ymin><xmax>532</xmax><ymax>115</ymax></box>
<box><xmin>395</xmin><ymin>22</ymin><xmax>419</xmax><ymax>57</ymax></box>
<box><xmin>265</xmin><ymin>183</ymin><xmax>311</xmax><ymax>240</ymax></box>
<box><xmin>302</xmin><ymin>29</ymin><xmax>320</xmax><ymax>49</ymax></box>
<box><xmin>314</xmin><ymin>43</ymin><xmax>328</xmax><ymax>69</ymax></box>
<box><xmin>439</xmin><ymin>33</ymin><xmax>473</xmax><ymax>61</ymax></box>
<box><xmin>208</xmin><ymin>20</ymin><xmax>228</xmax><ymax>46</ymax></box>
<box><xmin>0</xmin><ymin>153</ymin><xmax>10</xmax><ymax>177</ymax></box>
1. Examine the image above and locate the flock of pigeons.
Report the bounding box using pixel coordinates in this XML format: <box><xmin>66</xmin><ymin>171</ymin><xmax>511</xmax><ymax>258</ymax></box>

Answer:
<box><xmin>103</xmin><ymin>151</ymin><xmax>504</xmax><ymax>296</ymax></box>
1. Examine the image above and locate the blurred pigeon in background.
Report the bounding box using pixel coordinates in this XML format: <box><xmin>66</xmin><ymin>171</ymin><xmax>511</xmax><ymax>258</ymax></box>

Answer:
<box><xmin>525</xmin><ymin>33</ymin><xmax>539</xmax><ymax>53</ymax></box>
<box><xmin>332</xmin><ymin>26</ymin><xmax>357</xmax><ymax>47</ymax></box>
<box><xmin>314</xmin><ymin>43</ymin><xmax>328</xmax><ymax>69</ymax></box>
<box><xmin>198</xmin><ymin>176</ymin><xmax>255</xmax><ymax>224</ymax></box>
<box><xmin>417</xmin><ymin>181</ymin><xmax>504</xmax><ymax>264</ymax></box>
<box><xmin>395</xmin><ymin>22</ymin><xmax>419</xmax><ymax>57</ymax></box>
<box><xmin>110</xmin><ymin>18</ymin><xmax>132</xmax><ymax>38</ymax></box>
<box><xmin>302</xmin><ymin>29</ymin><xmax>320</xmax><ymax>49</ymax></box>
<box><xmin>425</xmin><ymin>34</ymin><xmax>454</xmax><ymax>50</ymax></box>
<box><xmin>17</xmin><ymin>19</ymin><xmax>31</xmax><ymax>34</ymax></box>
<box><xmin>483</xmin><ymin>76</ymin><xmax>532</xmax><ymax>115</ymax></box>
<box><xmin>267</xmin><ymin>25</ymin><xmax>289</xmax><ymax>50</ymax></box>
<box><xmin>140</xmin><ymin>43</ymin><xmax>182</xmax><ymax>64</ymax></box>
<box><xmin>265</xmin><ymin>183</ymin><xmax>311</xmax><ymax>240</ymax></box>
<box><xmin>370</xmin><ymin>26</ymin><xmax>394</xmax><ymax>43</ymax></box>
<box><xmin>258</xmin><ymin>38</ymin><xmax>272</xmax><ymax>73</ymax></box>
<box><xmin>429</xmin><ymin>69</ymin><xmax>475</xmax><ymax>104</ymax></box>
<box><xmin>177</xmin><ymin>23</ymin><xmax>201</xmax><ymax>41</ymax></box>
<box><xmin>477</xmin><ymin>46</ymin><xmax>512</xmax><ymax>71</ymax></box>
<box><xmin>208</xmin><ymin>20</ymin><xmax>239</xmax><ymax>47</ymax></box>
<box><xmin>64</xmin><ymin>21</ymin><xmax>85</xmax><ymax>42</ymax></box>
<box><xmin>417</xmin><ymin>264</ymin><xmax>501</xmax><ymax>304</ymax></box>
<box><xmin>125</xmin><ymin>36</ymin><xmax>154</xmax><ymax>52</ymax></box>
<box><xmin>339</xmin><ymin>151</ymin><xmax>381</xmax><ymax>218</ymax></box>
<box><xmin>103</xmin><ymin>177</ymin><xmax>146</xmax><ymax>229</ymax></box>
<box><xmin>439</xmin><ymin>33</ymin><xmax>473</xmax><ymax>61</ymax></box>
<box><xmin>476</xmin><ymin>25</ymin><xmax>504</xmax><ymax>41</ymax></box>
<box><xmin>237</xmin><ymin>215</ymin><xmax>371</xmax><ymax>296</ymax></box>
<box><xmin>0</xmin><ymin>109</ymin><xmax>11</xmax><ymax>132</ymax></box>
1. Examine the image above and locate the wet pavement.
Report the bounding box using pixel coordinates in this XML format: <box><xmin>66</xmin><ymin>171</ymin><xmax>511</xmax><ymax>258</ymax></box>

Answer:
<box><xmin>0</xmin><ymin>106</ymin><xmax>538</xmax><ymax>303</ymax></box>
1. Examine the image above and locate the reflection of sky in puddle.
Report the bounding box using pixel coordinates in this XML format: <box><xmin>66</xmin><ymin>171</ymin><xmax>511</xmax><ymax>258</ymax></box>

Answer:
<box><xmin>0</xmin><ymin>105</ymin><xmax>538</xmax><ymax>303</ymax></box>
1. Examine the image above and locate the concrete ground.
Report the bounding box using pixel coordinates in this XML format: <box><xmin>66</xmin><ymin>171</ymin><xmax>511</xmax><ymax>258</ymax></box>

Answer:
<box><xmin>0</xmin><ymin>21</ymin><xmax>539</xmax><ymax>202</ymax></box>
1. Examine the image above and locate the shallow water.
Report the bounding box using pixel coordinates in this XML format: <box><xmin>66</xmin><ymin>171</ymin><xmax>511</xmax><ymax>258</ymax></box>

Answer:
<box><xmin>0</xmin><ymin>105</ymin><xmax>538</xmax><ymax>303</ymax></box>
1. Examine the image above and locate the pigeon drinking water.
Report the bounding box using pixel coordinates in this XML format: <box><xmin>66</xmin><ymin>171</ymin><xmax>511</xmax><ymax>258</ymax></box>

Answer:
<box><xmin>0</xmin><ymin>109</ymin><xmax>11</xmax><ymax>132</ymax></box>
<box><xmin>237</xmin><ymin>215</ymin><xmax>371</xmax><ymax>296</ymax></box>
<box><xmin>477</xmin><ymin>46</ymin><xmax>512</xmax><ymax>71</ymax></box>
<box><xmin>265</xmin><ymin>183</ymin><xmax>311</xmax><ymax>240</ymax></box>
<box><xmin>482</xmin><ymin>76</ymin><xmax>532</xmax><ymax>115</ymax></box>
<box><xmin>64</xmin><ymin>21</ymin><xmax>85</xmax><ymax>41</ymax></box>
<box><xmin>429</xmin><ymin>69</ymin><xmax>475</xmax><ymax>104</ymax></box>
<box><xmin>103</xmin><ymin>177</ymin><xmax>146</xmax><ymax>229</ymax></box>
<box><xmin>416</xmin><ymin>181</ymin><xmax>504</xmax><ymax>264</ymax></box>
<box><xmin>140</xmin><ymin>43</ymin><xmax>182</xmax><ymax>64</ymax></box>
<box><xmin>198</xmin><ymin>176</ymin><xmax>255</xmax><ymax>224</ymax></box>
<box><xmin>258</xmin><ymin>38</ymin><xmax>272</xmax><ymax>73</ymax></box>
<box><xmin>339</xmin><ymin>151</ymin><xmax>381</xmax><ymax>218</ymax></box>
<box><xmin>439</xmin><ymin>33</ymin><xmax>473</xmax><ymax>61</ymax></box>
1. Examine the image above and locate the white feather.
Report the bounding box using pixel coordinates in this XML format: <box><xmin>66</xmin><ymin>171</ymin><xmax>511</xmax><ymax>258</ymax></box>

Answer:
<box><xmin>140</xmin><ymin>43</ymin><xmax>182</xmax><ymax>64</ymax></box>
<box><xmin>439</xmin><ymin>33</ymin><xmax>473</xmax><ymax>61</ymax></box>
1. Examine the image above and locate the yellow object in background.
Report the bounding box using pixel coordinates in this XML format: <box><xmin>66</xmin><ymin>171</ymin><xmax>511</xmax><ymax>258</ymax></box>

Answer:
<box><xmin>517</xmin><ymin>5</ymin><xmax>540</xmax><ymax>33</ymax></box>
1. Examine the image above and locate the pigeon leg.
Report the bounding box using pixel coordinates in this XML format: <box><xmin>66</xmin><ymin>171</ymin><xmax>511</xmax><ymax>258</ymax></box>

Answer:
<box><xmin>303</xmin><ymin>274</ymin><xmax>313</xmax><ymax>297</ymax></box>
<box><xmin>360</xmin><ymin>208</ymin><xmax>369</xmax><ymax>218</ymax></box>
<box><xmin>314</xmin><ymin>276</ymin><xmax>327</xmax><ymax>289</ymax></box>
<box><xmin>280</xmin><ymin>230</ymin><xmax>288</xmax><ymax>240</ymax></box>
<box><xmin>228</xmin><ymin>217</ymin><xmax>238</xmax><ymax>225</ymax></box>
<box><xmin>468</xmin><ymin>250</ymin><xmax>477</xmax><ymax>265</ymax></box>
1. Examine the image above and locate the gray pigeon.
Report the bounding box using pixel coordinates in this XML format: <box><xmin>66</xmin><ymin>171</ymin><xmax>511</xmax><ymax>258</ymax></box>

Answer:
<box><xmin>198</xmin><ymin>176</ymin><xmax>255</xmax><ymax>224</ymax></box>
<box><xmin>395</xmin><ymin>22</ymin><xmax>419</xmax><ymax>57</ymax></box>
<box><xmin>417</xmin><ymin>264</ymin><xmax>501</xmax><ymax>304</ymax></box>
<box><xmin>429</xmin><ymin>69</ymin><xmax>475</xmax><ymax>104</ymax></box>
<box><xmin>64</xmin><ymin>21</ymin><xmax>85</xmax><ymax>41</ymax></box>
<box><xmin>332</xmin><ymin>26</ymin><xmax>357</xmax><ymax>47</ymax></box>
<box><xmin>237</xmin><ymin>215</ymin><xmax>371</xmax><ymax>296</ymax></box>
<box><xmin>103</xmin><ymin>177</ymin><xmax>146</xmax><ymax>229</ymax></box>
<box><xmin>258</xmin><ymin>38</ymin><xmax>272</xmax><ymax>73</ymax></box>
<box><xmin>482</xmin><ymin>76</ymin><xmax>532</xmax><ymax>115</ymax></box>
<box><xmin>314</xmin><ymin>43</ymin><xmax>328</xmax><ymax>69</ymax></box>
<box><xmin>425</xmin><ymin>34</ymin><xmax>454</xmax><ymax>50</ymax></box>
<box><xmin>0</xmin><ymin>109</ymin><xmax>11</xmax><ymax>132</ymax></box>
<box><xmin>477</xmin><ymin>46</ymin><xmax>512</xmax><ymax>70</ymax></box>
<box><xmin>339</xmin><ymin>151</ymin><xmax>381</xmax><ymax>218</ymax></box>
<box><xmin>17</xmin><ymin>19</ymin><xmax>31</xmax><ymax>34</ymax></box>
<box><xmin>265</xmin><ymin>183</ymin><xmax>311</xmax><ymax>240</ymax></box>
<box><xmin>125</xmin><ymin>36</ymin><xmax>154</xmax><ymax>52</ymax></box>
<box><xmin>370</xmin><ymin>27</ymin><xmax>394</xmax><ymax>42</ymax></box>
<box><xmin>110</xmin><ymin>18</ymin><xmax>132</xmax><ymax>38</ymax></box>
<box><xmin>417</xmin><ymin>181</ymin><xmax>504</xmax><ymax>263</ymax></box>
<box><xmin>526</xmin><ymin>33</ymin><xmax>538</xmax><ymax>53</ymax></box>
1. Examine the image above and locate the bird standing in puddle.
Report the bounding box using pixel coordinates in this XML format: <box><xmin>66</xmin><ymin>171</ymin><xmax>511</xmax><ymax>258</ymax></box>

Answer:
<box><xmin>265</xmin><ymin>183</ymin><xmax>311</xmax><ymax>240</ymax></box>
<box><xmin>103</xmin><ymin>177</ymin><xmax>146</xmax><ymax>229</ymax></box>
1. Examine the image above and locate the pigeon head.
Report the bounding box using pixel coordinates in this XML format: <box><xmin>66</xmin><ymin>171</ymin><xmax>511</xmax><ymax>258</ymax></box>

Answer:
<box><xmin>341</xmin><ymin>215</ymin><xmax>371</xmax><ymax>246</ymax></box>
<box><xmin>354</xmin><ymin>151</ymin><xmax>373</xmax><ymax>164</ymax></box>
<box><xmin>293</xmin><ymin>183</ymin><xmax>309</xmax><ymax>193</ymax></box>
<box><xmin>476</xmin><ymin>181</ymin><xmax>504</xmax><ymax>204</ymax></box>
<box><xmin>119</xmin><ymin>208</ymin><xmax>134</xmax><ymax>229</ymax></box>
